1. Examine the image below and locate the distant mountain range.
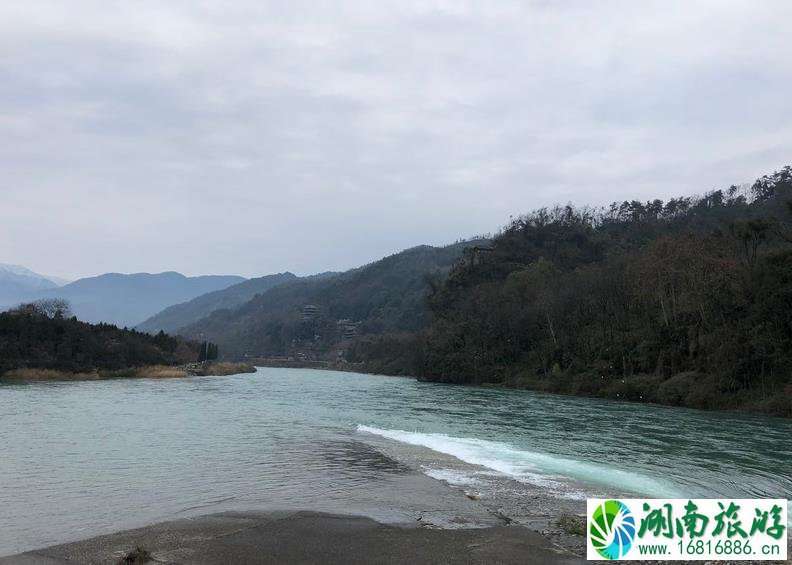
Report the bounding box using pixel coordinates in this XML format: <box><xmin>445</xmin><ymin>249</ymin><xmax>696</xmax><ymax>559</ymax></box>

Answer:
<box><xmin>5</xmin><ymin>239</ymin><xmax>486</xmax><ymax>347</ymax></box>
<box><xmin>0</xmin><ymin>264</ymin><xmax>66</xmax><ymax>306</ymax></box>
<box><xmin>1</xmin><ymin>270</ymin><xmax>245</xmax><ymax>328</ymax></box>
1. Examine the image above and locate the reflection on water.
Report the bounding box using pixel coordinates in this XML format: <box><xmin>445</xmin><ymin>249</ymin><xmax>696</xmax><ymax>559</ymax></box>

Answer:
<box><xmin>0</xmin><ymin>367</ymin><xmax>790</xmax><ymax>556</ymax></box>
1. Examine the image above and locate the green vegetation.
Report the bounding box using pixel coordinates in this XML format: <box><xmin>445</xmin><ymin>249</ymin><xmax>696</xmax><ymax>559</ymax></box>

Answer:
<box><xmin>556</xmin><ymin>515</ymin><xmax>586</xmax><ymax>536</ymax></box>
<box><xmin>351</xmin><ymin>166</ymin><xmax>792</xmax><ymax>417</ymax></box>
<box><xmin>0</xmin><ymin>300</ymin><xmax>258</xmax><ymax>381</ymax></box>
<box><xmin>0</xmin><ymin>299</ymin><xmax>198</xmax><ymax>377</ymax></box>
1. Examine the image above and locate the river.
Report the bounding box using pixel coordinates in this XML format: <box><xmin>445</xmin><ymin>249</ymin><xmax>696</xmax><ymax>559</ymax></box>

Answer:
<box><xmin>1</xmin><ymin>367</ymin><xmax>789</xmax><ymax>556</ymax></box>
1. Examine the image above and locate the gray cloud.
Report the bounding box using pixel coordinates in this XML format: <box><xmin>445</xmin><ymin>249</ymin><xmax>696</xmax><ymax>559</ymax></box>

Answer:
<box><xmin>1</xmin><ymin>0</ymin><xmax>791</xmax><ymax>279</ymax></box>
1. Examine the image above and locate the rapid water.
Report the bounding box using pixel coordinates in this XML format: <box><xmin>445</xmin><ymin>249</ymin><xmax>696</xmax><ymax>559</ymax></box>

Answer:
<box><xmin>1</xmin><ymin>368</ymin><xmax>790</xmax><ymax>555</ymax></box>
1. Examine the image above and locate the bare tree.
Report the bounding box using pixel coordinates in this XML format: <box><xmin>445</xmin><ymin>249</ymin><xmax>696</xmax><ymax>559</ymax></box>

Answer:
<box><xmin>16</xmin><ymin>298</ymin><xmax>73</xmax><ymax>319</ymax></box>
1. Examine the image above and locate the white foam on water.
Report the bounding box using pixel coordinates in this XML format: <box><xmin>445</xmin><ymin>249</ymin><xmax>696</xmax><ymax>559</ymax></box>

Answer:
<box><xmin>423</xmin><ymin>468</ymin><xmax>482</xmax><ymax>487</ymax></box>
<box><xmin>357</xmin><ymin>424</ymin><xmax>681</xmax><ymax>497</ymax></box>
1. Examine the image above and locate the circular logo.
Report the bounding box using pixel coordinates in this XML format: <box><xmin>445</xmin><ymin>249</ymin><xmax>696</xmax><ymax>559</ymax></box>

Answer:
<box><xmin>589</xmin><ymin>500</ymin><xmax>636</xmax><ymax>560</ymax></box>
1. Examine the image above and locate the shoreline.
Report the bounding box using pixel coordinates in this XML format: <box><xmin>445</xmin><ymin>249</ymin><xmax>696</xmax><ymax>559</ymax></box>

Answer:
<box><xmin>9</xmin><ymin>359</ymin><xmax>787</xmax><ymax>419</ymax></box>
<box><xmin>0</xmin><ymin>510</ymin><xmax>584</xmax><ymax>565</ymax></box>
<box><xmin>251</xmin><ymin>362</ymin><xmax>792</xmax><ymax>419</ymax></box>
<box><xmin>0</xmin><ymin>362</ymin><xmax>256</xmax><ymax>382</ymax></box>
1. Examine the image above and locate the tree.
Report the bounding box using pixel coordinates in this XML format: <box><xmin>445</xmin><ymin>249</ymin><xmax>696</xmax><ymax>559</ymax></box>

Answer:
<box><xmin>15</xmin><ymin>298</ymin><xmax>72</xmax><ymax>319</ymax></box>
<box><xmin>0</xmin><ymin>308</ymin><xmax>201</xmax><ymax>375</ymax></box>
<box><xmin>731</xmin><ymin>219</ymin><xmax>771</xmax><ymax>270</ymax></box>
<box><xmin>197</xmin><ymin>341</ymin><xmax>218</xmax><ymax>362</ymax></box>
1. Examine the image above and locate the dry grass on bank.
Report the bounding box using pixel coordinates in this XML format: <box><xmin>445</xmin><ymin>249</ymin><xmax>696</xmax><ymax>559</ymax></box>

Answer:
<box><xmin>130</xmin><ymin>365</ymin><xmax>188</xmax><ymax>379</ymax></box>
<box><xmin>1</xmin><ymin>365</ymin><xmax>187</xmax><ymax>381</ymax></box>
<box><xmin>1</xmin><ymin>363</ymin><xmax>255</xmax><ymax>382</ymax></box>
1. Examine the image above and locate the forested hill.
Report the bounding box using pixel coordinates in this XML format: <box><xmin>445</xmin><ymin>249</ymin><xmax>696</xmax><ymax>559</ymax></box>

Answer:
<box><xmin>180</xmin><ymin>241</ymin><xmax>487</xmax><ymax>359</ymax></box>
<box><xmin>351</xmin><ymin>166</ymin><xmax>792</xmax><ymax>416</ymax></box>
<box><xmin>137</xmin><ymin>272</ymin><xmax>299</xmax><ymax>334</ymax></box>
<box><xmin>0</xmin><ymin>301</ymin><xmax>199</xmax><ymax>376</ymax></box>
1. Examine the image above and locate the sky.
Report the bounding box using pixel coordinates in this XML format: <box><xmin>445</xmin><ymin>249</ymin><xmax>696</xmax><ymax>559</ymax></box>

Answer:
<box><xmin>1</xmin><ymin>1</ymin><xmax>791</xmax><ymax>280</ymax></box>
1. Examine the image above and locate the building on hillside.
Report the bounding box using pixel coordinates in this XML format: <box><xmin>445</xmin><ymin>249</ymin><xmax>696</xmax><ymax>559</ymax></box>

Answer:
<box><xmin>336</xmin><ymin>319</ymin><xmax>360</xmax><ymax>340</ymax></box>
<box><xmin>302</xmin><ymin>304</ymin><xmax>318</xmax><ymax>321</ymax></box>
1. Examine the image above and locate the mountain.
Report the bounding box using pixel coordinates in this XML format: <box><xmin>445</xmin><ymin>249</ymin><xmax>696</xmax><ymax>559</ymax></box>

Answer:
<box><xmin>0</xmin><ymin>264</ymin><xmax>64</xmax><ymax>307</ymax></box>
<box><xmin>136</xmin><ymin>272</ymin><xmax>299</xmax><ymax>334</ymax></box>
<box><xmin>351</xmin><ymin>166</ymin><xmax>792</xmax><ymax>416</ymax></box>
<box><xmin>0</xmin><ymin>264</ymin><xmax>65</xmax><ymax>285</ymax></box>
<box><xmin>24</xmin><ymin>272</ymin><xmax>245</xmax><ymax>328</ymax></box>
<box><xmin>179</xmin><ymin>240</ymin><xmax>487</xmax><ymax>359</ymax></box>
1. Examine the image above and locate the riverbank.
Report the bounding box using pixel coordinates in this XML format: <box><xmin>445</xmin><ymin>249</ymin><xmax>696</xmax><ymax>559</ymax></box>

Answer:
<box><xmin>183</xmin><ymin>361</ymin><xmax>257</xmax><ymax>377</ymax></box>
<box><xmin>244</xmin><ymin>356</ymin><xmax>364</xmax><ymax>371</ymax></box>
<box><xmin>253</xmin><ymin>359</ymin><xmax>792</xmax><ymax>418</ymax></box>
<box><xmin>0</xmin><ymin>362</ymin><xmax>256</xmax><ymax>381</ymax></box>
<box><xmin>345</xmin><ymin>355</ymin><xmax>792</xmax><ymax>417</ymax></box>
<box><xmin>0</xmin><ymin>510</ymin><xmax>583</xmax><ymax>565</ymax></box>
<box><xmin>496</xmin><ymin>370</ymin><xmax>792</xmax><ymax>418</ymax></box>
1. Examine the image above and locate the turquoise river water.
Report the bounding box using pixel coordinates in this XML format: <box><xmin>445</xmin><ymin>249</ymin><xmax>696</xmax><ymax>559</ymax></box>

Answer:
<box><xmin>0</xmin><ymin>367</ymin><xmax>790</xmax><ymax>556</ymax></box>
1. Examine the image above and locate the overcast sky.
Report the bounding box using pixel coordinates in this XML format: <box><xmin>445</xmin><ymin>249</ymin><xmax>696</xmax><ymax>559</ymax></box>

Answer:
<box><xmin>1</xmin><ymin>1</ymin><xmax>791</xmax><ymax>280</ymax></box>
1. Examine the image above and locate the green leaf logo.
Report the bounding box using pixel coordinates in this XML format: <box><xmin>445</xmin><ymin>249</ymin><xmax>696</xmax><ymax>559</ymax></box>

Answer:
<box><xmin>589</xmin><ymin>500</ymin><xmax>636</xmax><ymax>560</ymax></box>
